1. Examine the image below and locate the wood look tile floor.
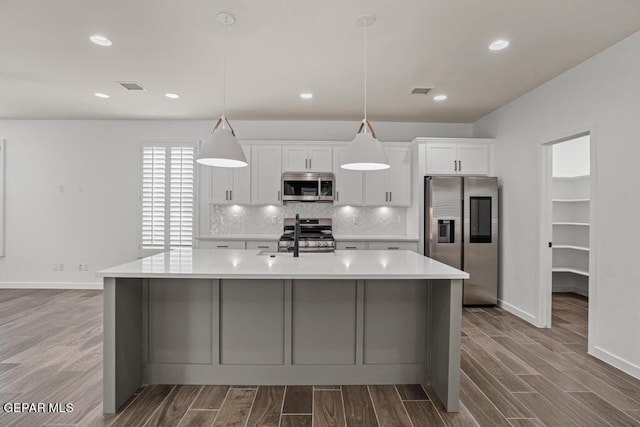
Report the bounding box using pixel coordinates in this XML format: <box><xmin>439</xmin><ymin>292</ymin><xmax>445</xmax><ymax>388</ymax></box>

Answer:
<box><xmin>1</xmin><ymin>290</ymin><xmax>639</xmax><ymax>426</ymax></box>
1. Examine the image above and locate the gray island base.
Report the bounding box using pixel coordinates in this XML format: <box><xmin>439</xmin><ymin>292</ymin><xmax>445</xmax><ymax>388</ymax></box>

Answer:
<box><xmin>99</xmin><ymin>249</ymin><xmax>468</xmax><ymax>413</ymax></box>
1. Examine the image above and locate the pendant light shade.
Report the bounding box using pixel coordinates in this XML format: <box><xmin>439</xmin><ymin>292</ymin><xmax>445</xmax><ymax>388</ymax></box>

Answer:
<box><xmin>196</xmin><ymin>12</ymin><xmax>247</xmax><ymax>168</ymax></box>
<box><xmin>341</xmin><ymin>15</ymin><xmax>389</xmax><ymax>171</ymax></box>
<box><xmin>196</xmin><ymin>116</ymin><xmax>247</xmax><ymax>167</ymax></box>
<box><xmin>342</xmin><ymin>120</ymin><xmax>390</xmax><ymax>171</ymax></box>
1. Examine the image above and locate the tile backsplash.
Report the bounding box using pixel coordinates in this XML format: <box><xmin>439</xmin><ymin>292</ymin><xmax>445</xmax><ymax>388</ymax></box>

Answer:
<box><xmin>209</xmin><ymin>204</ymin><xmax>407</xmax><ymax>235</ymax></box>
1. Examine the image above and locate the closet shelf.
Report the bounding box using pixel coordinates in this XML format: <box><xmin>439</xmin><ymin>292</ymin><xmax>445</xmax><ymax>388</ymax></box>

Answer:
<box><xmin>552</xmin><ymin>198</ymin><xmax>590</xmax><ymax>203</ymax></box>
<box><xmin>553</xmin><ymin>245</ymin><xmax>589</xmax><ymax>251</ymax></box>
<box><xmin>552</xmin><ymin>267</ymin><xmax>589</xmax><ymax>277</ymax></box>
<box><xmin>552</xmin><ymin>175</ymin><xmax>590</xmax><ymax>181</ymax></box>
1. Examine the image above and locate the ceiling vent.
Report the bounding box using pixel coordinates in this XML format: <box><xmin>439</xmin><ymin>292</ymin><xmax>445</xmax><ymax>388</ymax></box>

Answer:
<box><xmin>411</xmin><ymin>87</ymin><xmax>432</xmax><ymax>95</ymax></box>
<box><xmin>119</xmin><ymin>82</ymin><xmax>147</xmax><ymax>91</ymax></box>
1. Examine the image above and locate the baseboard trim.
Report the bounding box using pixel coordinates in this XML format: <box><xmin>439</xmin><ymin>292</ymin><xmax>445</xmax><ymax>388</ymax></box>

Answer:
<box><xmin>497</xmin><ymin>299</ymin><xmax>541</xmax><ymax>326</ymax></box>
<box><xmin>590</xmin><ymin>346</ymin><xmax>640</xmax><ymax>380</ymax></box>
<box><xmin>0</xmin><ymin>282</ymin><xmax>103</xmax><ymax>290</ymax></box>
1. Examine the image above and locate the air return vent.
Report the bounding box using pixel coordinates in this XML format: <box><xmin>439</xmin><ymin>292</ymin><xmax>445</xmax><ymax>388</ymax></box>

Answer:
<box><xmin>119</xmin><ymin>82</ymin><xmax>147</xmax><ymax>91</ymax></box>
<box><xmin>411</xmin><ymin>87</ymin><xmax>432</xmax><ymax>95</ymax></box>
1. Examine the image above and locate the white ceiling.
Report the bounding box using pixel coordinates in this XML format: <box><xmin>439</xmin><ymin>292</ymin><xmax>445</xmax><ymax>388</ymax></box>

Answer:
<box><xmin>1</xmin><ymin>0</ymin><xmax>640</xmax><ymax>123</ymax></box>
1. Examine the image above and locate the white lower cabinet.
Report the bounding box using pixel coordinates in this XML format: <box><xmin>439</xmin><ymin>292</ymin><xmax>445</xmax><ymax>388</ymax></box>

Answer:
<box><xmin>246</xmin><ymin>240</ymin><xmax>278</xmax><ymax>251</ymax></box>
<box><xmin>335</xmin><ymin>240</ymin><xmax>418</xmax><ymax>252</ymax></box>
<box><xmin>368</xmin><ymin>241</ymin><xmax>418</xmax><ymax>251</ymax></box>
<box><xmin>336</xmin><ymin>241</ymin><xmax>367</xmax><ymax>250</ymax></box>
<box><xmin>198</xmin><ymin>240</ymin><xmax>245</xmax><ymax>249</ymax></box>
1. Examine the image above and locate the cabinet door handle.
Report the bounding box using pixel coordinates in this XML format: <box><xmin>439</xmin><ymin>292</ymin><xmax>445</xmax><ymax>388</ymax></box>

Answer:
<box><xmin>230</xmin><ymin>190</ymin><xmax>232</xmax><ymax>200</ymax></box>
<box><xmin>388</xmin><ymin>246</ymin><xmax>400</xmax><ymax>250</ymax></box>
<box><xmin>217</xmin><ymin>245</ymin><xmax>229</xmax><ymax>248</ymax></box>
<box><xmin>258</xmin><ymin>246</ymin><xmax>269</xmax><ymax>249</ymax></box>
<box><xmin>309</xmin><ymin>158</ymin><xmax>311</xmax><ymax>169</ymax></box>
<box><xmin>385</xmin><ymin>192</ymin><xmax>388</xmax><ymax>202</ymax></box>
<box><xmin>336</xmin><ymin>191</ymin><xmax>339</xmax><ymax>202</ymax></box>
<box><xmin>459</xmin><ymin>160</ymin><xmax>462</xmax><ymax>172</ymax></box>
<box><xmin>345</xmin><ymin>246</ymin><xmax>357</xmax><ymax>249</ymax></box>
<box><xmin>225</xmin><ymin>190</ymin><xmax>229</xmax><ymax>200</ymax></box>
<box><xmin>278</xmin><ymin>190</ymin><xmax>281</xmax><ymax>201</ymax></box>
<box><xmin>454</xmin><ymin>160</ymin><xmax>457</xmax><ymax>172</ymax></box>
<box><xmin>305</xmin><ymin>159</ymin><xmax>308</xmax><ymax>169</ymax></box>
<box><xmin>389</xmin><ymin>192</ymin><xmax>392</xmax><ymax>202</ymax></box>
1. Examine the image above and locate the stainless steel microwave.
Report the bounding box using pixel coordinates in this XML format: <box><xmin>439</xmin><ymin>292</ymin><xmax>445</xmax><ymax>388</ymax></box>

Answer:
<box><xmin>282</xmin><ymin>173</ymin><xmax>334</xmax><ymax>202</ymax></box>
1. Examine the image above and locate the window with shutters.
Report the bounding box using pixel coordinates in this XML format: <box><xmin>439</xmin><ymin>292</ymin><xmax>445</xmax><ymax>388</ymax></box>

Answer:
<box><xmin>141</xmin><ymin>143</ymin><xmax>195</xmax><ymax>255</ymax></box>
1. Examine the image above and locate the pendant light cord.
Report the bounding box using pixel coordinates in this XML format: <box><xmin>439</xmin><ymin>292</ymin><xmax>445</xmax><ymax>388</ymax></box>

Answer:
<box><xmin>363</xmin><ymin>21</ymin><xmax>367</xmax><ymax>123</ymax></box>
<box><xmin>222</xmin><ymin>19</ymin><xmax>228</xmax><ymax>120</ymax></box>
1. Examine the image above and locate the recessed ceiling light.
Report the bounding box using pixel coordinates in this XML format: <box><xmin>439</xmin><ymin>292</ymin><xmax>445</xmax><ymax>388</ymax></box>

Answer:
<box><xmin>433</xmin><ymin>94</ymin><xmax>447</xmax><ymax>101</ymax></box>
<box><xmin>489</xmin><ymin>39</ymin><xmax>509</xmax><ymax>51</ymax></box>
<box><xmin>300</xmin><ymin>92</ymin><xmax>313</xmax><ymax>100</ymax></box>
<box><xmin>165</xmin><ymin>93</ymin><xmax>180</xmax><ymax>99</ymax></box>
<box><xmin>94</xmin><ymin>92</ymin><xmax>110</xmax><ymax>98</ymax></box>
<box><xmin>90</xmin><ymin>35</ymin><xmax>112</xmax><ymax>47</ymax></box>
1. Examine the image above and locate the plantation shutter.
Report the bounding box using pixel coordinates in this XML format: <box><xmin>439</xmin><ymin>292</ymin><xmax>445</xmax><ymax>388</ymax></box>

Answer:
<box><xmin>169</xmin><ymin>146</ymin><xmax>195</xmax><ymax>248</ymax></box>
<box><xmin>141</xmin><ymin>146</ymin><xmax>167</xmax><ymax>250</ymax></box>
<box><xmin>141</xmin><ymin>143</ymin><xmax>195</xmax><ymax>253</ymax></box>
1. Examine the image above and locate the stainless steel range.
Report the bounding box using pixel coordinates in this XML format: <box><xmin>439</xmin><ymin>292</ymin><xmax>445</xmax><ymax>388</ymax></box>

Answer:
<box><xmin>278</xmin><ymin>218</ymin><xmax>336</xmax><ymax>253</ymax></box>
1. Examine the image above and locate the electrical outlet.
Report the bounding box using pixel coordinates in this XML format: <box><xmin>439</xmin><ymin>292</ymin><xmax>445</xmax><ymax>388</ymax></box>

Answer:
<box><xmin>271</xmin><ymin>216</ymin><xmax>277</xmax><ymax>225</ymax></box>
<box><xmin>78</xmin><ymin>264</ymin><xmax>89</xmax><ymax>272</ymax></box>
<box><xmin>53</xmin><ymin>263</ymin><xmax>65</xmax><ymax>272</ymax></box>
<box><xmin>59</xmin><ymin>185</ymin><xmax>65</xmax><ymax>194</ymax></box>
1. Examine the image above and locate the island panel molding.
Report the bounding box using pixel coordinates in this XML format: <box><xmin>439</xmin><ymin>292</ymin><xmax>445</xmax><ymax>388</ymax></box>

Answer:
<box><xmin>100</xmin><ymin>249</ymin><xmax>467</xmax><ymax>413</ymax></box>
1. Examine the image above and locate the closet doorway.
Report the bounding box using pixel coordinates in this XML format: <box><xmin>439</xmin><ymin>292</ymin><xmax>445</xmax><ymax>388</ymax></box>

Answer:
<box><xmin>540</xmin><ymin>131</ymin><xmax>595</xmax><ymax>351</ymax></box>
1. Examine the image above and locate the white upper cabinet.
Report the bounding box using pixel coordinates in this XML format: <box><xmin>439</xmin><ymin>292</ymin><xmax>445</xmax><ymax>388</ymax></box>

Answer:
<box><xmin>282</xmin><ymin>146</ymin><xmax>308</xmax><ymax>172</ymax></box>
<box><xmin>282</xmin><ymin>145</ymin><xmax>332</xmax><ymax>172</ymax></box>
<box><xmin>210</xmin><ymin>146</ymin><xmax>251</xmax><ymax>205</ymax></box>
<box><xmin>308</xmin><ymin>146</ymin><xmax>333</xmax><ymax>171</ymax></box>
<box><xmin>423</xmin><ymin>139</ymin><xmax>493</xmax><ymax>176</ymax></box>
<box><xmin>386</xmin><ymin>146</ymin><xmax>411</xmax><ymax>206</ymax></box>
<box><xmin>251</xmin><ymin>145</ymin><xmax>282</xmax><ymax>205</ymax></box>
<box><xmin>364</xmin><ymin>145</ymin><xmax>411</xmax><ymax>207</ymax></box>
<box><xmin>425</xmin><ymin>143</ymin><xmax>458</xmax><ymax>174</ymax></box>
<box><xmin>333</xmin><ymin>147</ymin><xmax>363</xmax><ymax>206</ymax></box>
<box><xmin>457</xmin><ymin>143</ymin><xmax>490</xmax><ymax>175</ymax></box>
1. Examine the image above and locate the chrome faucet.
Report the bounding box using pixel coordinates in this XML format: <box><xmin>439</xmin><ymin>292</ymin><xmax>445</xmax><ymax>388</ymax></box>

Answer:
<box><xmin>293</xmin><ymin>213</ymin><xmax>300</xmax><ymax>257</ymax></box>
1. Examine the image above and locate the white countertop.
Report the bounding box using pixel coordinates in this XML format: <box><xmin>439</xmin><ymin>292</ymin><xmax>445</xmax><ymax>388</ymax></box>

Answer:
<box><xmin>333</xmin><ymin>235</ymin><xmax>419</xmax><ymax>241</ymax></box>
<box><xmin>196</xmin><ymin>234</ymin><xmax>418</xmax><ymax>242</ymax></box>
<box><xmin>197</xmin><ymin>234</ymin><xmax>280</xmax><ymax>241</ymax></box>
<box><xmin>98</xmin><ymin>248</ymin><xmax>468</xmax><ymax>280</ymax></box>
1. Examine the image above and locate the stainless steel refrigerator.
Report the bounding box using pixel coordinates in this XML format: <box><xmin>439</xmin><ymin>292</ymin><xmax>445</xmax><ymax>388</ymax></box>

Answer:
<box><xmin>424</xmin><ymin>176</ymin><xmax>498</xmax><ymax>305</ymax></box>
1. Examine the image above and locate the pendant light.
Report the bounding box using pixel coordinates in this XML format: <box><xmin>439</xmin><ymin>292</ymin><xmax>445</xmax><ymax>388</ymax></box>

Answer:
<box><xmin>341</xmin><ymin>15</ymin><xmax>389</xmax><ymax>171</ymax></box>
<box><xmin>196</xmin><ymin>12</ymin><xmax>248</xmax><ymax>168</ymax></box>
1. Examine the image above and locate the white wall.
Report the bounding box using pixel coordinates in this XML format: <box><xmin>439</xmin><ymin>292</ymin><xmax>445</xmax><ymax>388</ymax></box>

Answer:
<box><xmin>0</xmin><ymin>119</ymin><xmax>471</xmax><ymax>288</ymax></box>
<box><xmin>553</xmin><ymin>135</ymin><xmax>590</xmax><ymax>177</ymax></box>
<box><xmin>474</xmin><ymin>30</ymin><xmax>640</xmax><ymax>377</ymax></box>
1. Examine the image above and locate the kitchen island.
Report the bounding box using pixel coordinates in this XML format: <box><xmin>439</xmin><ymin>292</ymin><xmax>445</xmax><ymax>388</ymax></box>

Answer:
<box><xmin>99</xmin><ymin>248</ymin><xmax>468</xmax><ymax>413</ymax></box>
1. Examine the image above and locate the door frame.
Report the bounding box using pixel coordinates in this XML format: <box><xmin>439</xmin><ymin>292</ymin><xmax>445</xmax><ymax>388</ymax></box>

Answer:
<box><xmin>539</xmin><ymin>124</ymin><xmax>597</xmax><ymax>353</ymax></box>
